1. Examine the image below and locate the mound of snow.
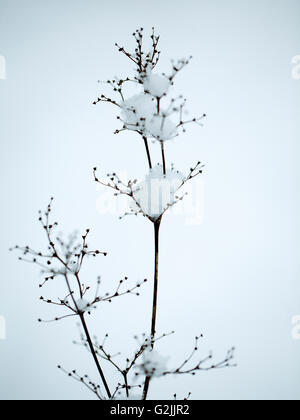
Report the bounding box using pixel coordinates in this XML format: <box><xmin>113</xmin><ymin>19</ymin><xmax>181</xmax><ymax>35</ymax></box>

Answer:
<box><xmin>143</xmin><ymin>72</ymin><xmax>171</xmax><ymax>98</ymax></box>
<box><xmin>133</xmin><ymin>166</ymin><xmax>184</xmax><ymax>219</ymax></box>
<box><xmin>138</xmin><ymin>349</ymin><xmax>169</xmax><ymax>378</ymax></box>
<box><xmin>146</xmin><ymin>114</ymin><xmax>178</xmax><ymax>142</ymax></box>
<box><xmin>112</xmin><ymin>393</ymin><xmax>142</xmax><ymax>401</ymax></box>
<box><xmin>75</xmin><ymin>298</ymin><xmax>93</xmax><ymax>313</ymax></box>
<box><xmin>121</xmin><ymin>94</ymin><xmax>156</xmax><ymax>133</ymax></box>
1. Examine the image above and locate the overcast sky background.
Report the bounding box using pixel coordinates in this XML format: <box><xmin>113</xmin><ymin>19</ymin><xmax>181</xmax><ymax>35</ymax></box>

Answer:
<box><xmin>0</xmin><ymin>0</ymin><xmax>300</xmax><ymax>400</ymax></box>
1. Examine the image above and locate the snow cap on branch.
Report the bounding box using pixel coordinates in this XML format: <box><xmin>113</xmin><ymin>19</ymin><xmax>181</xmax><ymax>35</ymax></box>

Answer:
<box><xmin>121</xmin><ymin>94</ymin><xmax>156</xmax><ymax>134</ymax></box>
<box><xmin>143</xmin><ymin>72</ymin><xmax>171</xmax><ymax>98</ymax></box>
<box><xmin>112</xmin><ymin>393</ymin><xmax>142</xmax><ymax>401</ymax></box>
<box><xmin>94</xmin><ymin>28</ymin><xmax>206</xmax><ymax>147</ymax></box>
<box><xmin>146</xmin><ymin>114</ymin><xmax>178</xmax><ymax>142</ymax></box>
<box><xmin>132</xmin><ymin>165</ymin><xmax>185</xmax><ymax>219</ymax></box>
<box><xmin>137</xmin><ymin>349</ymin><xmax>169</xmax><ymax>378</ymax></box>
<box><xmin>75</xmin><ymin>298</ymin><xmax>94</xmax><ymax>313</ymax></box>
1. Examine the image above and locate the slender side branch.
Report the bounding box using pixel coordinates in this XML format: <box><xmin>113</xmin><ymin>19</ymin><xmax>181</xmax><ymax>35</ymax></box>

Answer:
<box><xmin>58</xmin><ymin>366</ymin><xmax>104</xmax><ymax>400</ymax></box>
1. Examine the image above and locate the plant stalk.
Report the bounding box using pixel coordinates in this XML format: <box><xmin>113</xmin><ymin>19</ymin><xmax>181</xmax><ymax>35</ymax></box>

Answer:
<box><xmin>124</xmin><ymin>373</ymin><xmax>130</xmax><ymax>398</ymax></box>
<box><xmin>143</xmin><ymin>136</ymin><xmax>152</xmax><ymax>170</ymax></box>
<box><xmin>160</xmin><ymin>142</ymin><xmax>166</xmax><ymax>175</ymax></box>
<box><xmin>143</xmin><ymin>218</ymin><xmax>161</xmax><ymax>400</ymax></box>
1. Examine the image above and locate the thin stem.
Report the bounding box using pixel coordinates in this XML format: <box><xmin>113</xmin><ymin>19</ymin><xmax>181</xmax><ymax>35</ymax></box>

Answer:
<box><xmin>80</xmin><ymin>314</ymin><xmax>112</xmax><ymax>399</ymax></box>
<box><xmin>156</xmin><ymin>97</ymin><xmax>166</xmax><ymax>175</ymax></box>
<box><xmin>143</xmin><ymin>218</ymin><xmax>161</xmax><ymax>400</ymax></box>
<box><xmin>160</xmin><ymin>141</ymin><xmax>166</xmax><ymax>175</ymax></box>
<box><xmin>143</xmin><ymin>136</ymin><xmax>152</xmax><ymax>169</ymax></box>
<box><xmin>151</xmin><ymin>220</ymin><xmax>161</xmax><ymax>343</ymax></box>
<box><xmin>124</xmin><ymin>373</ymin><xmax>130</xmax><ymax>398</ymax></box>
<box><xmin>157</xmin><ymin>97</ymin><xmax>160</xmax><ymax>114</ymax></box>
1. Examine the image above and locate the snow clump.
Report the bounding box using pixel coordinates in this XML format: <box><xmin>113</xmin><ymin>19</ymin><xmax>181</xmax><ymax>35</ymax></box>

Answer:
<box><xmin>146</xmin><ymin>114</ymin><xmax>178</xmax><ymax>142</ymax></box>
<box><xmin>133</xmin><ymin>165</ymin><xmax>184</xmax><ymax>219</ymax></box>
<box><xmin>143</xmin><ymin>72</ymin><xmax>171</xmax><ymax>98</ymax></box>
<box><xmin>137</xmin><ymin>350</ymin><xmax>169</xmax><ymax>378</ymax></box>
<box><xmin>121</xmin><ymin>94</ymin><xmax>156</xmax><ymax>134</ymax></box>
